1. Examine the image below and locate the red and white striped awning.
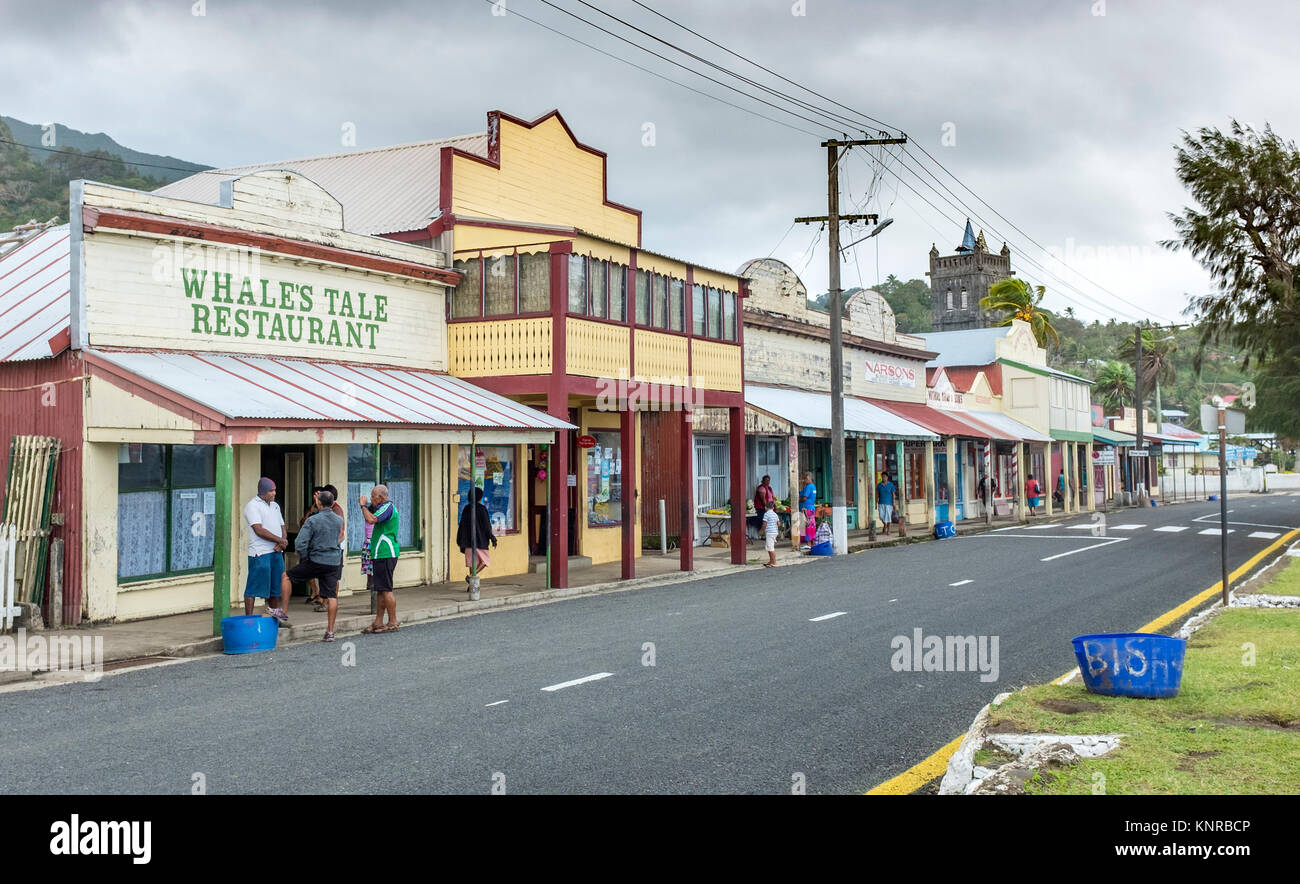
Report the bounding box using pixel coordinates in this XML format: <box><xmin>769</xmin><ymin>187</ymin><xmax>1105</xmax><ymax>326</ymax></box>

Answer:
<box><xmin>89</xmin><ymin>349</ymin><xmax>571</xmax><ymax>431</ymax></box>
<box><xmin>0</xmin><ymin>225</ymin><xmax>71</xmax><ymax>362</ymax></box>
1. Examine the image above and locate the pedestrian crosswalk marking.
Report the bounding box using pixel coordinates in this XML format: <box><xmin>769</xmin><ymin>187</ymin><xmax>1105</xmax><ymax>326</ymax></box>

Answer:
<box><xmin>1248</xmin><ymin>531</ymin><xmax>1281</xmax><ymax>539</ymax></box>
<box><xmin>1198</xmin><ymin>528</ymin><xmax>1234</xmax><ymax>535</ymax></box>
<box><xmin>1153</xmin><ymin>526</ymin><xmax>1188</xmax><ymax>533</ymax></box>
<box><xmin>1109</xmin><ymin>524</ymin><xmax>1144</xmax><ymax>531</ymax></box>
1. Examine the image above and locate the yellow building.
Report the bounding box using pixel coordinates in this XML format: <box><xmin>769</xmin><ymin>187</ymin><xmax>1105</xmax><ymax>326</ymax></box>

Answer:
<box><xmin>161</xmin><ymin>110</ymin><xmax>748</xmax><ymax>586</ymax></box>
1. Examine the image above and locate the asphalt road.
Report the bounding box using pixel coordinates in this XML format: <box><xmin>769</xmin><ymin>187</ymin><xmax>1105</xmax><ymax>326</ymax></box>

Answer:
<box><xmin>1</xmin><ymin>493</ymin><xmax>1296</xmax><ymax>794</ymax></box>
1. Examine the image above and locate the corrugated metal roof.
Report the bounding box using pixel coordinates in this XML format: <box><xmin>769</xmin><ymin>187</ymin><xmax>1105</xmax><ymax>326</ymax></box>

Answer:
<box><xmin>90</xmin><ymin>349</ymin><xmax>571</xmax><ymax>430</ymax></box>
<box><xmin>154</xmin><ymin>133</ymin><xmax>489</xmax><ymax>235</ymax></box>
<box><xmin>966</xmin><ymin>410</ymin><xmax>1052</xmax><ymax>443</ymax></box>
<box><xmin>869</xmin><ymin>399</ymin><xmax>1015</xmax><ymax>441</ymax></box>
<box><xmin>0</xmin><ymin>224</ymin><xmax>71</xmax><ymax>362</ymax></box>
<box><xmin>745</xmin><ymin>386</ymin><xmax>939</xmax><ymax>441</ymax></box>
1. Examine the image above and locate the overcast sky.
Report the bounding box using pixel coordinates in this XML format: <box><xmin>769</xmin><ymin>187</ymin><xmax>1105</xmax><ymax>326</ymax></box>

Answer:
<box><xmin>4</xmin><ymin>0</ymin><xmax>1295</xmax><ymax>325</ymax></box>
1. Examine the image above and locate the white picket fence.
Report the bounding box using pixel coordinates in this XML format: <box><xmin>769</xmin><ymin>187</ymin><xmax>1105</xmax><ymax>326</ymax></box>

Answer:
<box><xmin>0</xmin><ymin>524</ymin><xmax>18</xmax><ymax>631</ymax></box>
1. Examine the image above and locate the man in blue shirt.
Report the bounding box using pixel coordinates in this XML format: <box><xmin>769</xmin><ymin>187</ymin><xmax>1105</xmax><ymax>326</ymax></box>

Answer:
<box><xmin>877</xmin><ymin>472</ymin><xmax>898</xmax><ymax>535</ymax></box>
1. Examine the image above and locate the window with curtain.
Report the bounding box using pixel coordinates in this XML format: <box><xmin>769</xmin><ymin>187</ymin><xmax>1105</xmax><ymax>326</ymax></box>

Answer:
<box><xmin>117</xmin><ymin>444</ymin><xmax>215</xmax><ymax>580</ymax></box>
<box><xmin>451</xmin><ymin>258</ymin><xmax>482</xmax><ymax>318</ymax></box>
<box><xmin>652</xmin><ymin>274</ymin><xmax>668</xmax><ymax>329</ymax></box>
<box><xmin>669</xmin><ymin>278</ymin><xmax>684</xmax><ymax>332</ymax></box>
<box><xmin>722</xmin><ymin>291</ymin><xmax>736</xmax><ymax>341</ymax></box>
<box><xmin>695</xmin><ymin>437</ymin><xmax>729</xmax><ymax>510</ymax></box>
<box><xmin>586</xmin><ymin>432</ymin><xmax>622</xmax><ymax>527</ymax></box>
<box><xmin>590</xmin><ymin>258</ymin><xmax>608</xmax><ymax>319</ymax></box>
<box><xmin>457</xmin><ymin>446</ymin><xmax>516</xmax><ymax>533</ymax></box>
<box><xmin>635</xmin><ymin>269</ymin><xmax>651</xmax><ymax>325</ymax></box>
<box><xmin>707</xmin><ymin>287</ymin><xmax>722</xmax><ymax>338</ymax></box>
<box><xmin>518</xmin><ymin>251</ymin><xmax>550</xmax><ymax>314</ymax></box>
<box><xmin>567</xmin><ymin>254</ymin><xmax>588</xmax><ymax>315</ymax></box>
<box><xmin>692</xmin><ymin>283</ymin><xmax>705</xmax><ymax>335</ymax></box>
<box><xmin>610</xmin><ymin>263</ymin><xmax>627</xmax><ymax>321</ymax></box>
<box><xmin>347</xmin><ymin>443</ymin><xmax>418</xmax><ymax>552</ymax></box>
<box><xmin>484</xmin><ymin>253</ymin><xmax>516</xmax><ymax>316</ymax></box>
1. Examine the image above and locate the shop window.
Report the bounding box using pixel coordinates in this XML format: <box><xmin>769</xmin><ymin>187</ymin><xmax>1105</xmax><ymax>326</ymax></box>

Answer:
<box><xmin>669</xmin><ymin>278</ymin><xmax>684</xmax><ymax>332</ymax></box>
<box><xmin>635</xmin><ymin>269</ymin><xmax>651</xmax><ymax>325</ymax></box>
<box><xmin>755</xmin><ymin>438</ymin><xmax>788</xmax><ymax>499</ymax></box>
<box><xmin>707</xmin><ymin>287</ymin><xmax>722</xmax><ymax>338</ymax></box>
<box><xmin>518</xmin><ymin>252</ymin><xmax>550</xmax><ymax>314</ymax></box>
<box><xmin>457</xmin><ymin>446</ymin><xmax>516</xmax><ymax>534</ymax></box>
<box><xmin>586</xmin><ymin>432</ymin><xmax>623</xmax><ymax>527</ymax></box>
<box><xmin>567</xmin><ymin>255</ymin><xmax>588</xmax><ymax>315</ymax></box>
<box><xmin>652</xmin><ymin>273</ymin><xmax>668</xmax><ymax>329</ymax></box>
<box><xmin>484</xmin><ymin>253</ymin><xmax>516</xmax><ymax>316</ymax></box>
<box><xmin>451</xmin><ymin>258</ymin><xmax>482</xmax><ymax>318</ymax></box>
<box><xmin>590</xmin><ymin>258</ymin><xmax>608</xmax><ymax>319</ymax></box>
<box><xmin>695</xmin><ymin>436</ymin><xmax>729</xmax><ymax>510</ymax></box>
<box><xmin>610</xmin><ymin>263</ymin><xmax>627</xmax><ymax>321</ymax></box>
<box><xmin>722</xmin><ymin>291</ymin><xmax>736</xmax><ymax>341</ymax></box>
<box><xmin>905</xmin><ymin>449</ymin><xmax>925</xmax><ymax>501</ymax></box>
<box><xmin>347</xmin><ymin>443</ymin><xmax>418</xmax><ymax>552</ymax></box>
<box><xmin>117</xmin><ymin>444</ymin><xmax>215</xmax><ymax>581</ymax></box>
<box><xmin>692</xmin><ymin>283</ymin><xmax>705</xmax><ymax>335</ymax></box>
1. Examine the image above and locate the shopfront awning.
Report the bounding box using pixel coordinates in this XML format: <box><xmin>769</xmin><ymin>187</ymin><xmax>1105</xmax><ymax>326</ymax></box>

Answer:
<box><xmin>87</xmin><ymin>349</ymin><xmax>573</xmax><ymax>430</ymax></box>
<box><xmin>745</xmin><ymin>386</ymin><xmax>939</xmax><ymax>441</ymax></box>
<box><xmin>965</xmin><ymin>410</ymin><xmax>1052</xmax><ymax>443</ymax></box>
<box><xmin>1145</xmin><ymin>430</ymin><xmax>1202</xmax><ymax>447</ymax></box>
<box><xmin>868</xmin><ymin>399</ymin><xmax>1016</xmax><ymax>441</ymax></box>
<box><xmin>1093</xmin><ymin>426</ymin><xmax>1136</xmax><ymax>447</ymax></box>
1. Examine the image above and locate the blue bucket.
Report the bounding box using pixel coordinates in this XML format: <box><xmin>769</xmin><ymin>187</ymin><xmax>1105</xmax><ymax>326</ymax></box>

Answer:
<box><xmin>221</xmin><ymin>615</ymin><xmax>280</xmax><ymax>655</ymax></box>
<box><xmin>1071</xmin><ymin>633</ymin><xmax>1186</xmax><ymax>698</ymax></box>
<box><xmin>934</xmin><ymin>520</ymin><xmax>956</xmax><ymax>539</ymax></box>
<box><xmin>809</xmin><ymin>541</ymin><xmax>833</xmax><ymax>556</ymax></box>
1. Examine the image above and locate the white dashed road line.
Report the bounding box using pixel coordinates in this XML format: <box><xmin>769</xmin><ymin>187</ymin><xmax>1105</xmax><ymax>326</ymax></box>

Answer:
<box><xmin>1108</xmin><ymin>524</ymin><xmax>1145</xmax><ymax>531</ymax></box>
<box><xmin>1039</xmin><ymin>537</ymin><xmax>1127</xmax><ymax>562</ymax></box>
<box><xmin>485</xmin><ymin>700</ymin><xmax>510</xmax><ymax>707</ymax></box>
<box><xmin>541</xmin><ymin>672</ymin><xmax>614</xmax><ymax>692</ymax></box>
<box><xmin>809</xmin><ymin>612</ymin><xmax>847</xmax><ymax>622</ymax></box>
<box><xmin>1198</xmin><ymin>528</ymin><xmax>1234</xmax><ymax>536</ymax></box>
<box><xmin>1249</xmin><ymin>531</ymin><xmax>1281</xmax><ymax>539</ymax></box>
<box><xmin>1153</xmin><ymin>526</ymin><xmax>1188</xmax><ymax>533</ymax></box>
<box><xmin>949</xmin><ymin>579</ymin><xmax>973</xmax><ymax>586</ymax></box>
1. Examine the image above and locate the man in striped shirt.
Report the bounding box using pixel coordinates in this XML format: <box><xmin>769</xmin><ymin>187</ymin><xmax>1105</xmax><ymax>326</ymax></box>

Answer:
<box><xmin>360</xmin><ymin>484</ymin><xmax>400</xmax><ymax>634</ymax></box>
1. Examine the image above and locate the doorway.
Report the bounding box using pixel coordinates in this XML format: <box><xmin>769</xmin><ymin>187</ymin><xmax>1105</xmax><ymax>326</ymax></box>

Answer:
<box><xmin>260</xmin><ymin>445</ymin><xmax>316</xmax><ymax>599</ymax></box>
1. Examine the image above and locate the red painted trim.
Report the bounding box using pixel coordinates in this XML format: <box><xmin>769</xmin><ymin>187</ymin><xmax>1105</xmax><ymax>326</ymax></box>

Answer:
<box><xmin>679</xmin><ymin>407</ymin><xmax>694</xmax><ymax>572</ymax></box>
<box><xmin>84</xmin><ymin>207</ymin><xmax>462</xmax><ymax>286</ymax></box>
<box><xmin>46</xmin><ymin>326</ymin><xmax>71</xmax><ymax>355</ymax></box>
<box><xmin>620</xmin><ymin>405</ymin><xmax>636</xmax><ymax>579</ymax></box>
<box><xmin>547</xmin><ymin>388</ymin><xmax>569</xmax><ymax>589</ymax></box>
<box><xmin>446</xmin><ymin>310</ymin><xmax>552</xmax><ymax>325</ymax></box>
<box><xmin>728</xmin><ymin>405</ymin><xmax>746</xmax><ymax>565</ymax></box>
<box><xmin>378</xmin><ymin>229</ymin><xmax>434</xmax><ymax>243</ymax></box>
<box><xmin>439</xmin><ymin>146</ymin><xmax>454</xmax><ymax>216</ymax></box>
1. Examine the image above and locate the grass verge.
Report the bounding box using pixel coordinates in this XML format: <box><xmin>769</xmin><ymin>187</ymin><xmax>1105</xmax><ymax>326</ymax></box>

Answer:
<box><xmin>983</xmin><ymin>607</ymin><xmax>1300</xmax><ymax>794</ymax></box>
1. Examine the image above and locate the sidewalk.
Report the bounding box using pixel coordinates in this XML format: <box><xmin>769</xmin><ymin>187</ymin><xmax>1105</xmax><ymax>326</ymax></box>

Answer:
<box><xmin>10</xmin><ymin>506</ymin><xmax>1096</xmax><ymax>676</ymax></box>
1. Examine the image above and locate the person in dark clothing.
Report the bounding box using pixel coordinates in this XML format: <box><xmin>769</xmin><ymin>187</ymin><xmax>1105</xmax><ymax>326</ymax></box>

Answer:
<box><xmin>457</xmin><ymin>487</ymin><xmax>498</xmax><ymax>582</ymax></box>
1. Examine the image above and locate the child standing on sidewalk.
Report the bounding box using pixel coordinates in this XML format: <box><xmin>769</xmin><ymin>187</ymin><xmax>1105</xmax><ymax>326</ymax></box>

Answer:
<box><xmin>762</xmin><ymin>500</ymin><xmax>780</xmax><ymax>568</ymax></box>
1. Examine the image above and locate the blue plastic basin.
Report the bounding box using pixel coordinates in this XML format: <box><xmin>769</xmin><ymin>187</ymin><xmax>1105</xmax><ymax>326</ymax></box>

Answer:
<box><xmin>221</xmin><ymin>615</ymin><xmax>279</xmax><ymax>655</ymax></box>
<box><xmin>809</xmin><ymin>541</ymin><xmax>833</xmax><ymax>556</ymax></box>
<box><xmin>1072</xmin><ymin>632</ymin><xmax>1185</xmax><ymax>698</ymax></box>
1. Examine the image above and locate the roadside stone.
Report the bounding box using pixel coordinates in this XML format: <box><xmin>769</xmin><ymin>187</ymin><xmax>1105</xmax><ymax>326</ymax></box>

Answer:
<box><xmin>971</xmin><ymin>742</ymin><xmax>1079</xmax><ymax>795</ymax></box>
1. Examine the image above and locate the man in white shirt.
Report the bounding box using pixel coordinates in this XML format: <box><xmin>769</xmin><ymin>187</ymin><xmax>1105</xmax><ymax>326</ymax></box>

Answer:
<box><xmin>243</xmin><ymin>477</ymin><xmax>289</xmax><ymax>625</ymax></box>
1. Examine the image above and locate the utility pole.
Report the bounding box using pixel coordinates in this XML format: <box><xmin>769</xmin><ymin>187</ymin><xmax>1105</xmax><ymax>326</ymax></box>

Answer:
<box><xmin>1133</xmin><ymin>324</ymin><xmax>1145</xmax><ymax>504</ymax></box>
<box><xmin>797</xmin><ymin>134</ymin><xmax>906</xmax><ymax>554</ymax></box>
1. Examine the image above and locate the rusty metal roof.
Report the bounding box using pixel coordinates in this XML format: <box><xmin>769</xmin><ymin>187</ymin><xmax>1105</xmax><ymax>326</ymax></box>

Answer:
<box><xmin>0</xmin><ymin>224</ymin><xmax>71</xmax><ymax>362</ymax></box>
<box><xmin>90</xmin><ymin>349</ymin><xmax>572</xmax><ymax>430</ymax></box>
<box><xmin>154</xmin><ymin>132</ymin><xmax>489</xmax><ymax>235</ymax></box>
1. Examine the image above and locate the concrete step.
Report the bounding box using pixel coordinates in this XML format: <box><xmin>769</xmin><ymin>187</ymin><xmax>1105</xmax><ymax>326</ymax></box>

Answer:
<box><xmin>528</xmin><ymin>555</ymin><xmax>593</xmax><ymax>574</ymax></box>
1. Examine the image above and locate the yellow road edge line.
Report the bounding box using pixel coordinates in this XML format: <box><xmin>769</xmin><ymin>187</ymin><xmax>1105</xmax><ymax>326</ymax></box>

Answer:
<box><xmin>864</xmin><ymin>526</ymin><xmax>1300</xmax><ymax>795</ymax></box>
<box><xmin>866</xmin><ymin>735</ymin><xmax>964</xmax><ymax>795</ymax></box>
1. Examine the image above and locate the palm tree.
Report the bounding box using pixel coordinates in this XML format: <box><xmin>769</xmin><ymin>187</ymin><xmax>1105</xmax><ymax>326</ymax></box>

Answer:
<box><xmin>980</xmin><ymin>278</ymin><xmax>1060</xmax><ymax>348</ymax></box>
<box><xmin>1118</xmin><ymin>327</ymin><xmax>1178</xmax><ymax>425</ymax></box>
<box><xmin>1093</xmin><ymin>361</ymin><xmax>1135</xmax><ymax>413</ymax></box>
